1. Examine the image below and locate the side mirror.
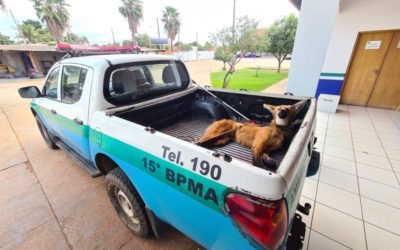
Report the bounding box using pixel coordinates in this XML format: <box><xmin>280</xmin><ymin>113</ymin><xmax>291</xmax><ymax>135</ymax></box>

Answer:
<box><xmin>18</xmin><ymin>86</ymin><xmax>42</xmax><ymax>98</ymax></box>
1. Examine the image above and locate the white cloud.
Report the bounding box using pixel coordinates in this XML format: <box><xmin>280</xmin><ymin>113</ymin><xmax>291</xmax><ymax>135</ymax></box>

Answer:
<box><xmin>0</xmin><ymin>0</ymin><xmax>298</xmax><ymax>44</ymax></box>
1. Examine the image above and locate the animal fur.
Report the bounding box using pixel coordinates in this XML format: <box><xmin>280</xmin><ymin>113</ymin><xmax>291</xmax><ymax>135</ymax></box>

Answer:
<box><xmin>198</xmin><ymin>100</ymin><xmax>307</xmax><ymax>169</ymax></box>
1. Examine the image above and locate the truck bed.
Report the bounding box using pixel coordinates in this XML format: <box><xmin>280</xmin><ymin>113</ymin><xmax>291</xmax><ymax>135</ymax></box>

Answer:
<box><xmin>116</xmin><ymin>88</ymin><xmax>306</xmax><ymax>169</ymax></box>
<box><xmin>160</xmin><ymin>117</ymin><xmax>288</xmax><ymax>165</ymax></box>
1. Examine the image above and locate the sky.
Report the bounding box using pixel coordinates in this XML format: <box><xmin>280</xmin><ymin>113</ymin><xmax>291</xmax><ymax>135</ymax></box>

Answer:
<box><xmin>0</xmin><ymin>0</ymin><xmax>298</xmax><ymax>45</ymax></box>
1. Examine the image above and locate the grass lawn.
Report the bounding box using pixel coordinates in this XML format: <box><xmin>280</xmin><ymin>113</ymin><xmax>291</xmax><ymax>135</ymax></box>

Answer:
<box><xmin>210</xmin><ymin>68</ymin><xmax>288</xmax><ymax>91</ymax></box>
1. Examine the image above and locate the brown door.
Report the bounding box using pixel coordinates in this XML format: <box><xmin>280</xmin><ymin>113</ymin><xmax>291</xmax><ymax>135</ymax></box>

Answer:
<box><xmin>341</xmin><ymin>31</ymin><xmax>393</xmax><ymax>106</ymax></box>
<box><xmin>368</xmin><ymin>31</ymin><xmax>400</xmax><ymax>109</ymax></box>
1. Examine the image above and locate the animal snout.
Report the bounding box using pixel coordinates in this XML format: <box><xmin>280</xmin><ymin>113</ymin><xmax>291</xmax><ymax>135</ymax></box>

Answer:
<box><xmin>278</xmin><ymin>109</ymin><xmax>288</xmax><ymax>119</ymax></box>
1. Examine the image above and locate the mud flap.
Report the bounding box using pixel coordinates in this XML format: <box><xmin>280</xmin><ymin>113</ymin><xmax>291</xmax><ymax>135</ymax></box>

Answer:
<box><xmin>145</xmin><ymin>207</ymin><xmax>170</xmax><ymax>238</ymax></box>
<box><xmin>306</xmin><ymin>150</ymin><xmax>320</xmax><ymax>177</ymax></box>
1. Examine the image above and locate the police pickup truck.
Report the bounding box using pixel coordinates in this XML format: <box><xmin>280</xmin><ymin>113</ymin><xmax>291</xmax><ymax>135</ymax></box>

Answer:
<box><xmin>19</xmin><ymin>54</ymin><xmax>319</xmax><ymax>250</ymax></box>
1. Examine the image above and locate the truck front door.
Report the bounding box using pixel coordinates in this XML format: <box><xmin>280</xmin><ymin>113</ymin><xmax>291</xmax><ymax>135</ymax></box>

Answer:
<box><xmin>54</xmin><ymin>64</ymin><xmax>93</xmax><ymax>159</ymax></box>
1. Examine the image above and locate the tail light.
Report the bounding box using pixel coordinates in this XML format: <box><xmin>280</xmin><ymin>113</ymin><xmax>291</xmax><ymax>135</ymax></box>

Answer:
<box><xmin>225</xmin><ymin>193</ymin><xmax>288</xmax><ymax>250</ymax></box>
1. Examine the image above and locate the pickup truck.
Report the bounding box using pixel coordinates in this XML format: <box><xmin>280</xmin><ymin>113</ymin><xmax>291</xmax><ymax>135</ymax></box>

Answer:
<box><xmin>19</xmin><ymin>54</ymin><xmax>319</xmax><ymax>250</ymax></box>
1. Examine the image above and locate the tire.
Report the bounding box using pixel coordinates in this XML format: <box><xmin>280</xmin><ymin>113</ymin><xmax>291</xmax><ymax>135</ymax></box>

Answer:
<box><xmin>105</xmin><ymin>168</ymin><xmax>151</xmax><ymax>237</ymax></box>
<box><xmin>35</xmin><ymin>115</ymin><xmax>58</xmax><ymax>149</ymax></box>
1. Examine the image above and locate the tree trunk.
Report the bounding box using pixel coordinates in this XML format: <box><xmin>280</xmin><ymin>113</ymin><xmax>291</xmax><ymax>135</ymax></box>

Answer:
<box><xmin>223</xmin><ymin>62</ymin><xmax>226</xmax><ymax>70</ymax></box>
<box><xmin>222</xmin><ymin>70</ymin><xmax>231</xmax><ymax>88</ymax></box>
<box><xmin>170</xmin><ymin>39</ymin><xmax>173</xmax><ymax>52</ymax></box>
<box><xmin>277</xmin><ymin>60</ymin><xmax>282</xmax><ymax>73</ymax></box>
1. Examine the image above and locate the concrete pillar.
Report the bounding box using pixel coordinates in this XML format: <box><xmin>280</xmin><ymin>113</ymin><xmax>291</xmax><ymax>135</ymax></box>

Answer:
<box><xmin>286</xmin><ymin>0</ymin><xmax>340</xmax><ymax>97</ymax></box>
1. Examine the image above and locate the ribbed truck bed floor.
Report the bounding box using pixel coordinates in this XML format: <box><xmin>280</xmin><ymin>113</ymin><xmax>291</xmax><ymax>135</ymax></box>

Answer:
<box><xmin>160</xmin><ymin>118</ymin><xmax>287</xmax><ymax>166</ymax></box>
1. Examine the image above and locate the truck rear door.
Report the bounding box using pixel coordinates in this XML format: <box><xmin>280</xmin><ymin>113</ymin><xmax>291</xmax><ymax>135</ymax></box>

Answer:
<box><xmin>51</xmin><ymin>64</ymin><xmax>93</xmax><ymax>159</ymax></box>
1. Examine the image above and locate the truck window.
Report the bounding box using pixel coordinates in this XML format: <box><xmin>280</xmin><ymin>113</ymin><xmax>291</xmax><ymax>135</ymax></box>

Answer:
<box><xmin>43</xmin><ymin>67</ymin><xmax>60</xmax><ymax>99</ymax></box>
<box><xmin>105</xmin><ymin>60</ymin><xmax>190</xmax><ymax>106</ymax></box>
<box><xmin>61</xmin><ymin>65</ymin><xmax>88</xmax><ymax>104</ymax></box>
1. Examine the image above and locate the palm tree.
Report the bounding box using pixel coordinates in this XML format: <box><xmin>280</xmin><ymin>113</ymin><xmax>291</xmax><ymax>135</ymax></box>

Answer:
<box><xmin>161</xmin><ymin>6</ymin><xmax>181</xmax><ymax>52</ymax></box>
<box><xmin>19</xmin><ymin>23</ymin><xmax>39</xmax><ymax>43</ymax></box>
<box><xmin>119</xmin><ymin>0</ymin><xmax>143</xmax><ymax>45</ymax></box>
<box><xmin>0</xmin><ymin>0</ymin><xmax>6</xmax><ymax>11</ymax></box>
<box><xmin>31</xmin><ymin>0</ymin><xmax>70</xmax><ymax>44</ymax></box>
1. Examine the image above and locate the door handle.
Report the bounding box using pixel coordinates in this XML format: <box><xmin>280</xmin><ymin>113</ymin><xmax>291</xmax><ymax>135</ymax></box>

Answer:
<box><xmin>50</xmin><ymin>109</ymin><xmax>57</xmax><ymax>115</ymax></box>
<box><xmin>74</xmin><ymin>118</ymin><xmax>83</xmax><ymax>125</ymax></box>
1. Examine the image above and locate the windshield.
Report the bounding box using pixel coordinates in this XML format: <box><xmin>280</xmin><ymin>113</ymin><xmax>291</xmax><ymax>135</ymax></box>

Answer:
<box><xmin>104</xmin><ymin>60</ymin><xmax>190</xmax><ymax>106</ymax></box>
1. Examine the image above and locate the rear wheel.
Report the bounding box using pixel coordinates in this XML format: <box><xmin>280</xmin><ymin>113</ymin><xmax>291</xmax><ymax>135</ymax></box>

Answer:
<box><xmin>35</xmin><ymin>115</ymin><xmax>58</xmax><ymax>149</ymax></box>
<box><xmin>105</xmin><ymin>168</ymin><xmax>151</xmax><ymax>237</ymax></box>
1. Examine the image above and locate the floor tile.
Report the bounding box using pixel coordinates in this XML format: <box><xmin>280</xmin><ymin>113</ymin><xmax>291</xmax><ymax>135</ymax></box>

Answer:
<box><xmin>312</xmin><ymin>203</ymin><xmax>366</xmax><ymax>249</ymax></box>
<box><xmin>326</xmin><ymin>130</ymin><xmax>352</xmax><ymax>140</ymax></box>
<box><xmin>316</xmin><ymin>182</ymin><xmax>363</xmax><ymax>219</ymax></box>
<box><xmin>390</xmin><ymin>159</ymin><xmax>400</xmax><ymax>173</ymax></box>
<box><xmin>308</xmin><ymin>230</ymin><xmax>351</xmax><ymax>250</ymax></box>
<box><xmin>364</xmin><ymin>223</ymin><xmax>400</xmax><ymax>250</ymax></box>
<box><xmin>357</xmin><ymin>163</ymin><xmax>399</xmax><ymax>187</ymax></box>
<box><xmin>352</xmin><ymin>135</ymin><xmax>381</xmax><ymax>145</ymax></box>
<box><xmin>353</xmin><ymin>142</ymin><xmax>386</xmax><ymax>157</ymax></box>
<box><xmin>361</xmin><ymin>197</ymin><xmax>400</xmax><ymax>235</ymax></box>
<box><xmin>301</xmin><ymin>178</ymin><xmax>318</xmax><ymax>200</ymax></box>
<box><xmin>319</xmin><ymin>167</ymin><xmax>359</xmax><ymax>194</ymax></box>
<box><xmin>324</xmin><ymin>136</ymin><xmax>353</xmax><ymax>149</ymax></box>
<box><xmin>322</xmin><ymin>154</ymin><xmax>356</xmax><ymax>175</ymax></box>
<box><xmin>377</xmin><ymin>131</ymin><xmax>400</xmax><ymax>142</ymax></box>
<box><xmin>323</xmin><ymin>146</ymin><xmax>355</xmax><ymax>162</ymax></box>
<box><xmin>385</xmin><ymin>148</ymin><xmax>400</xmax><ymax>161</ymax></box>
<box><xmin>381</xmin><ymin>139</ymin><xmax>400</xmax><ymax>151</ymax></box>
<box><xmin>358</xmin><ymin>178</ymin><xmax>400</xmax><ymax>208</ymax></box>
<box><xmin>354</xmin><ymin>152</ymin><xmax>392</xmax><ymax>170</ymax></box>
<box><xmin>350</xmin><ymin>127</ymin><xmax>377</xmax><ymax>137</ymax></box>
<box><xmin>327</xmin><ymin>124</ymin><xmax>351</xmax><ymax>133</ymax></box>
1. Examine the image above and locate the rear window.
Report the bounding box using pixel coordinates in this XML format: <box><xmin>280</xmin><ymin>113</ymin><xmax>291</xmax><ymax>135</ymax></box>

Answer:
<box><xmin>104</xmin><ymin>60</ymin><xmax>190</xmax><ymax>106</ymax></box>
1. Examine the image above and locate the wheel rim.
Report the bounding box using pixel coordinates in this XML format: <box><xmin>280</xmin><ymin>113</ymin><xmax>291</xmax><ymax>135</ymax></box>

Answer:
<box><xmin>116</xmin><ymin>188</ymin><xmax>139</xmax><ymax>224</ymax></box>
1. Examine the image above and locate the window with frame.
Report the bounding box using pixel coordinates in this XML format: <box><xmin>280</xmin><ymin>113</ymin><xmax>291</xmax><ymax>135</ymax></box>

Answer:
<box><xmin>61</xmin><ymin>65</ymin><xmax>88</xmax><ymax>104</ymax></box>
<box><xmin>43</xmin><ymin>67</ymin><xmax>60</xmax><ymax>99</ymax></box>
<box><xmin>105</xmin><ymin>61</ymin><xmax>190</xmax><ymax>106</ymax></box>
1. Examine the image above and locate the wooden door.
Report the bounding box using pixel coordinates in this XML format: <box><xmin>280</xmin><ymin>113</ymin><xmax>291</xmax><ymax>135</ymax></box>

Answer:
<box><xmin>368</xmin><ymin>31</ymin><xmax>400</xmax><ymax>109</ymax></box>
<box><xmin>341</xmin><ymin>31</ymin><xmax>393</xmax><ymax>105</ymax></box>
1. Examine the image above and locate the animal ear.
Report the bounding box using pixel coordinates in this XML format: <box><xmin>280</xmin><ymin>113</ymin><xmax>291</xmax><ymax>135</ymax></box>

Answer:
<box><xmin>263</xmin><ymin>104</ymin><xmax>275</xmax><ymax>113</ymax></box>
<box><xmin>292</xmin><ymin>100</ymin><xmax>307</xmax><ymax>113</ymax></box>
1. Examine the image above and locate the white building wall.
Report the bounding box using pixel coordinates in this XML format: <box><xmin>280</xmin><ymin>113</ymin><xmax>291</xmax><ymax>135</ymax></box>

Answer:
<box><xmin>286</xmin><ymin>0</ymin><xmax>340</xmax><ymax>97</ymax></box>
<box><xmin>322</xmin><ymin>0</ymin><xmax>400</xmax><ymax>73</ymax></box>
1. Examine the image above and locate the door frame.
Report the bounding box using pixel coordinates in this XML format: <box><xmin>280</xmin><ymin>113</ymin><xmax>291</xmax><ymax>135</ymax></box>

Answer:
<box><xmin>339</xmin><ymin>29</ymin><xmax>400</xmax><ymax>105</ymax></box>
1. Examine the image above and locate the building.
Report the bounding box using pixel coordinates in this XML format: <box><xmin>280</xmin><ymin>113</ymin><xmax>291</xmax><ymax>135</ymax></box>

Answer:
<box><xmin>0</xmin><ymin>44</ymin><xmax>64</xmax><ymax>77</ymax></box>
<box><xmin>287</xmin><ymin>0</ymin><xmax>400</xmax><ymax>109</ymax></box>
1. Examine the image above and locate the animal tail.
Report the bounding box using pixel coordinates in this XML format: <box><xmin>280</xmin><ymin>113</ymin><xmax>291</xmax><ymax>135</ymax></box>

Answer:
<box><xmin>197</xmin><ymin>128</ymin><xmax>237</xmax><ymax>148</ymax></box>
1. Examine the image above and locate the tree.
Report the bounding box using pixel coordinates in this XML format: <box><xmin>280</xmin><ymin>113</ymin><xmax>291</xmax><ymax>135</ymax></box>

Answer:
<box><xmin>122</xmin><ymin>33</ymin><xmax>149</xmax><ymax>47</ymax></box>
<box><xmin>265</xmin><ymin>14</ymin><xmax>298</xmax><ymax>73</ymax></box>
<box><xmin>31</xmin><ymin>0</ymin><xmax>70</xmax><ymax>44</ymax></box>
<box><xmin>214</xmin><ymin>47</ymin><xmax>230</xmax><ymax>70</ymax></box>
<box><xmin>19</xmin><ymin>24</ymin><xmax>38</xmax><ymax>43</ymax></box>
<box><xmin>119</xmin><ymin>0</ymin><xmax>143</xmax><ymax>44</ymax></box>
<box><xmin>18</xmin><ymin>19</ymin><xmax>55</xmax><ymax>43</ymax></box>
<box><xmin>161</xmin><ymin>6</ymin><xmax>181</xmax><ymax>52</ymax></box>
<box><xmin>0</xmin><ymin>0</ymin><xmax>6</xmax><ymax>11</ymax></box>
<box><xmin>0</xmin><ymin>33</ymin><xmax>14</xmax><ymax>44</ymax></box>
<box><xmin>210</xmin><ymin>16</ymin><xmax>259</xmax><ymax>88</ymax></box>
<box><xmin>64</xmin><ymin>32</ymin><xmax>89</xmax><ymax>45</ymax></box>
